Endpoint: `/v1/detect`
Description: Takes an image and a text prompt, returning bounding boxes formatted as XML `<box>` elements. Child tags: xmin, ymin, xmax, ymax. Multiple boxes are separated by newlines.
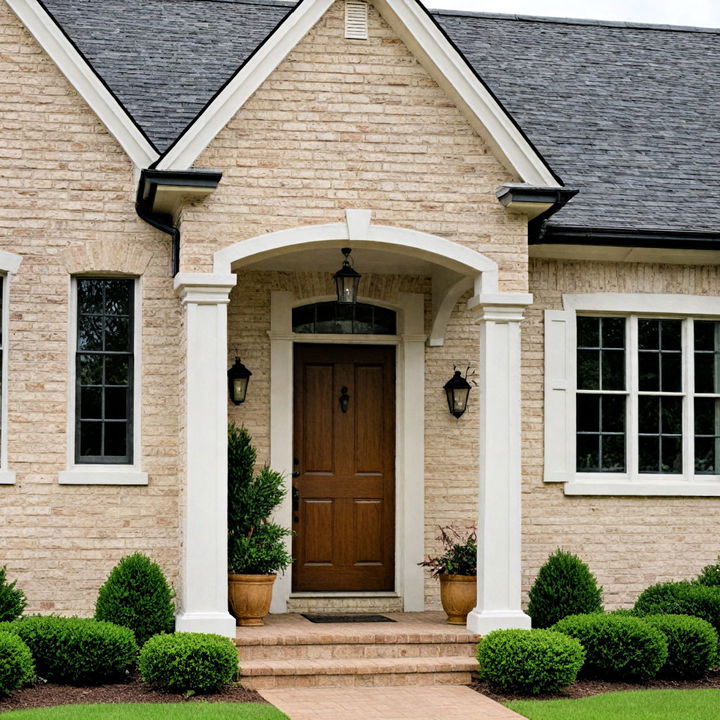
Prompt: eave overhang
<box><xmin>497</xmin><ymin>184</ymin><xmax>578</xmax><ymax>220</ymax></box>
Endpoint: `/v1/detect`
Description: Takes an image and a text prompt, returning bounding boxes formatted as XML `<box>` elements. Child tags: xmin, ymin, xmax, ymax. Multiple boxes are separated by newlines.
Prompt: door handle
<box><xmin>292</xmin><ymin>486</ymin><xmax>300</xmax><ymax>512</ymax></box>
<box><xmin>291</xmin><ymin>470</ymin><xmax>300</xmax><ymax>478</ymax></box>
<box><xmin>339</xmin><ymin>386</ymin><xmax>350</xmax><ymax>413</ymax></box>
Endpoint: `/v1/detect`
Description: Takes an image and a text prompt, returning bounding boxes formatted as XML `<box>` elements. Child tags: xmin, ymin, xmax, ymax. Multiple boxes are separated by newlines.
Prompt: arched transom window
<box><xmin>292</xmin><ymin>302</ymin><xmax>396</xmax><ymax>335</ymax></box>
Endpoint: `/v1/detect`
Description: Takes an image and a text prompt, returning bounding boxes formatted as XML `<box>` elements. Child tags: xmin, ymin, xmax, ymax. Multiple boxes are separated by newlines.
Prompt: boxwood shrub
<box><xmin>696</xmin><ymin>558</ymin><xmax>720</xmax><ymax>588</ymax></box>
<box><xmin>139</xmin><ymin>632</ymin><xmax>238</xmax><ymax>694</ymax></box>
<box><xmin>552</xmin><ymin>613</ymin><xmax>667</xmax><ymax>681</ymax></box>
<box><xmin>477</xmin><ymin>629</ymin><xmax>585</xmax><ymax>695</ymax></box>
<box><xmin>0</xmin><ymin>631</ymin><xmax>34</xmax><ymax>695</ymax></box>
<box><xmin>0</xmin><ymin>568</ymin><xmax>26</xmax><ymax>624</ymax></box>
<box><xmin>95</xmin><ymin>553</ymin><xmax>175</xmax><ymax>646</ymax></box>
<box><xmin>644</xmin><ymin>614</ymin><xmax>718</xmax><ymax>679</ymax></box>
<box><xmin>634</xmin><ymin>581</ymin><xmax>720</xmax><ymax>635</ymax></box>
<box><xmin>0</xmin><ymin>616</ymin><xmax>137</xmax><ymax>685</ymax></box>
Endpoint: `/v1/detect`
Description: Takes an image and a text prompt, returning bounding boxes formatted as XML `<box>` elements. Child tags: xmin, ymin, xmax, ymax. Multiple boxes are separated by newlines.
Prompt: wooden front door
<box><xmin>292</xmin><ymin>344</ymin><xmax>395</xmax><ymax>591</ymax></box>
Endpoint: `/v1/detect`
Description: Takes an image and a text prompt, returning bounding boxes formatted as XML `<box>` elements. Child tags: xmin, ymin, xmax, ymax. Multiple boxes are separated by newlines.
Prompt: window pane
<box><xmin>639</xmin><ymin>352</ymin><xmax>659</xmax><ymax>391</ymax></box>
<box><xmin>639</xmin><ymin>436</ymin><xmax>660</xmax><ymax>473</ymax></box>
<box><xmin>661</xmin><ymin>397</ymin><xmax>683</xmax><ymax>435</ymax></box>
<box><xmin>577</xmin><ymin>395</ymin><xmax>599</xmax><ymax>432</ymax></box>
<box><xmin>353</xmin><ymin>303</ymin><xmax>373</xmax><ymax>334</ymax></box>
<box><xmin>695</xmin><ymin>398</ymin><xmax>720</xmax><ymax>436</ymax></box>
<box><xmin>661</xmin><ymin>437</ymin><xmax>682</xmax><ymax>473</ymax></box>
<box><xmin>577</xmin><ymin>434</ymin><xmax>600</xmax><ymax>472</ymax></box>
<box><xmin>77</xmin><ymin>315</ymin><xmax>103</xmax><ymax>351</ymax></box>
<box><xmin>105</xmin><ymin>356</ymin><xmax>129</xmax><ymax>386</ymax></box>
<box><xmin>695</xmin><ymin>398</ymin><xmax>720</xmax><ymax>475</ymax></box>
<box><xmin>639</xmin><ymin>319</ymin><xmax>659</xmax><ymax>350</ymax></box>
<box><xmin>104</xmin><ymin>423</ymin><xmax>127</xmax><ymax>457</ymax></box>
<box><xmin>105</xmin><ymin>388</ymin><xmax>127</xmax><ymax>420</ymax></box>
<box><xmin>639</xmin><ymin>396</ymin><xmax>660</xmax><ymax>434</ymax></box>
<box><xmin>695</xmin><ymin>321</ymin><xmax>716</xmax><ymax>352</ymax></box>
<box><xmin>661</xmin><ymin>352</ymin><xmax>682</xmax><ymax>392</ymax></box>
<box><xmin>660</xmin><ymin>320</ymin><xmax>681</xmax><ymax>351</ymax></box>
<box><xmin>79</xmin><ymin>422</ymin><xmax>102</xmax><ymax>457</ymax></box>
<box><xmin>105</xmin><ymin>281</ymin><xmax>131</xmax><ymax>316</ymax></box>
<box><xmin>104</xmin><ymin>316</ymin><xmax>130</xmax><ymax>352</ymax></box>
<box><xmin>77</xmin><ymin>279</ymin><xmax>104</xmax><ymax>315</ymax></box>
<box><xmin>602</xmin><ymin>434</ymin><xmax>625</xmax><ymax>473</ymax></box>
<box><xmin>80</xmin><ymin>387</ymin><xmax>102</xmax><ymax>419</ymax></box>
<box><xmin>78</xmin><ymin>354</ymin><xmax>103</xmax><ymax>386</ymax></box>
<box><xmin>695</xmin><ymin>437</ymin><xmax>720</xmax><ymax>474</ymax></box>
<box><xmin>291</xmin><ymin>305</ymin><xmax>314</xmax><ymax>334</ymax></box>
<box><xmin>602</xmin><ymin>349</ymin><xmax>625</xmax><ymax>390</ymax></box>
<box><xmin>314</xmin><ymin>302</ymin><xmax>336</xmax><ymax>333</ymax></box>
<box><xmin>602</xmin><ymin>394</ymin><xmax>626</xmax><ymax>433</ymax></box>
<box><xmin>577</xmin><ymin>316</ymin><xmax>600</xmax><ymax>348</ymax></box>
<box><xmin>602</xmin><ymin>317</ymin><xmax>625</xmax><ymax>349</ymax></box>
<box><xmin>695</xmin><ymin>354</ymin><xmax>718</xmax><ymax>394</ymax></box>
<box><xmin>577</xmin><ymin>350</ymin><xmax>600</xmax><ymax>390</ymax></box>
<box><xmin>374</xmin><ymin>307</ymin><xmax>396</xmax><ymax>335</ymax></box>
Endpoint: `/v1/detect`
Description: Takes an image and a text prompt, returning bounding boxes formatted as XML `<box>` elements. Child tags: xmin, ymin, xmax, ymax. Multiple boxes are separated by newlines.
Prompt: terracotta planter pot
<box><xmin>439</xmin><ymin>574</ymin><xmax>477</xmax><ymax>625</ymax></box>
<box><xmin>228</xmin><ymin>573</ymin><xmax>277</xmax><ymax>627</ymax></box>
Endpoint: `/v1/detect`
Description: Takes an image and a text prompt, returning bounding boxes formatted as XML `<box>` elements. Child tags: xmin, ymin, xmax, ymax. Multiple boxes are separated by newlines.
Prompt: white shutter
<box><xmin>345</xmin><ymin>0</ymin><xmax>368</xmax><ymax>40</ymax></box>
<box><xmin>544</xmin><ymin>309</ymin><xmax>575</xmax><ymax>483</ymax></box>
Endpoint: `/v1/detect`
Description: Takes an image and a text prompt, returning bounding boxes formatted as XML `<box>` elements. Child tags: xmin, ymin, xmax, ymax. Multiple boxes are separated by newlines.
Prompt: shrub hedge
<box><xmin>644</xmin><ymin>614</ymin><xmax>718</xmax><ymax>679</ymax></box>
<box><xmin>552</xmin><ymin>613</ymin><xmax>667</xmax><ymax>681</ymax></box>
<box><xmin>95</xmin><ymin>553</ymin><xmax>175</xmax><ymax>647</ymax></box>
<box><xmin>0</xmin><ymin>631</ymin><xmax>34</xmax><ymax>695</ymax></box>
<box><xmin>0</xmin><ymin>567</ymin><xmax>26</xmax><ymax>623</ymax></box>
<box><xmin>697</xmin><ymin>558</ymin><xmax>720</xmax><ymax>588</ymax></box>
<box><xmin>527</xmin><ymin>550</ymin><xmax>603</xmax><ymax>628</ymax></box>
<box><xmin>139</xmin><ymin>632</ymin><xmax>239</xmax><ymax>694</ymax></box>
<box><xmin>477</xmin><ymin>629</ymin><xmax>585</xmax><ymax>695</ymax></box>
<box><xmin>0</xmin><ymin>616</ymin><xmax>137</xmax><ymax>685</ymax></box>
<box><xmin>634</xmin><ymin>581</ymin><xmax>720</xmax><ymax>635</ymax></box>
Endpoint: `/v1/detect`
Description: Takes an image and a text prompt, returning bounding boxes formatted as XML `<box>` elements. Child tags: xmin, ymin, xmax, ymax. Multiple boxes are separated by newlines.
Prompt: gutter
<box><xmin>497</xmin><ymin>184</ymin><xmax>578</xmax><ymax>222</ymax></box>
<box><xmin>135</xmin><ymin>168</ymin><xmax>223</xmax><ymax>276</ymax></box>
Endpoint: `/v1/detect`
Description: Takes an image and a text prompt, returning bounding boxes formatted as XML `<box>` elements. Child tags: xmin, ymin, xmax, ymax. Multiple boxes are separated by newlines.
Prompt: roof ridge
<box><xmin>158</xmin><ymin>0</ymin><xmax>295</xmax><ymax>7</ymax></box>
<box><xmin>428</xmin><ymin>7</ymin><xmax>720</xmax><ymax>35</ymax></box>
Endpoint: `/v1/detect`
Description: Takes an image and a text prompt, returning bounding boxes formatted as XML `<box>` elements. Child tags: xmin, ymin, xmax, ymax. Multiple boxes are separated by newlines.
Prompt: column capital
<box><xmin>174</xmin><ymin>273</ymin><xmax>237</xmax><ymax>305</ymax></box>
<box><xmin>468</xmin><ymin>292</ymin><xmax>533</xmax><ymax>322</ymax></box>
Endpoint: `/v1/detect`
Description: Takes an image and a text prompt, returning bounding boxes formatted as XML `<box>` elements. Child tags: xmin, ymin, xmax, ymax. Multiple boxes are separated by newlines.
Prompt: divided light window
<box><xmin>576</xmin><ymin>316</ymin><xmax>720</xmax><ymax>477</ymax></box>
<box><xmin>75</xmin><ymin>278</ymin><xmax>134</xmax><ymax>464</ymax></box>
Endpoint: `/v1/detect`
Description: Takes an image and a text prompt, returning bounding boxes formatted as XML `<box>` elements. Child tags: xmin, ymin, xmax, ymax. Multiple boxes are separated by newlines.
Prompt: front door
<box><xmin>292</xmin><ymin>344</ymin><xmax>395</xmax><ymax>591</ymax></box>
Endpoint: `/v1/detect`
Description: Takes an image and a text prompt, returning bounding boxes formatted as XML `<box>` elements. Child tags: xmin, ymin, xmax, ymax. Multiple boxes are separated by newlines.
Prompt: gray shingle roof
<box><xmin>39</xmin><ymin>0</ymin><xmax>720</xmax><ymax>234</ymax></box>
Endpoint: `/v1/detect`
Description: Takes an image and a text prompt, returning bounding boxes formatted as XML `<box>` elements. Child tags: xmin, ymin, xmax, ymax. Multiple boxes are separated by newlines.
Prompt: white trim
<box><xmin>268</xmin><ymin>290</ymin><xmax>426</xmax><ymax>613</ymax></box>
<box><xmin>63</xmin><ymin>277</ymin><xmax>143</xmax><ymax>485</ymax></box>
<box><xmin>156</xmin><ymin>0</ymin><xmax>558</xmax><ymax>185</ymax></box>
<box><xmin>545</xmin><ymin>292</ymin><xmax>720</xmax><ymax>496</ymax></box>
<box><xmin>0</xmin><ymin>471</ymin><xmax>16</xmax><ymax>485</ymax></box>
<box><xmin>5</xmin><ymin>0</ymin><xmax>158</xmax><ymax>168</ymax></box>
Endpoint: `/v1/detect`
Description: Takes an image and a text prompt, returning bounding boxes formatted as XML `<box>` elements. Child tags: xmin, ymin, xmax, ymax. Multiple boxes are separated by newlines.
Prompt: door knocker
<box><xmin>339</xmin><ymin>386</ymin><xmax>350</xmax><ymax>413</ymax></box>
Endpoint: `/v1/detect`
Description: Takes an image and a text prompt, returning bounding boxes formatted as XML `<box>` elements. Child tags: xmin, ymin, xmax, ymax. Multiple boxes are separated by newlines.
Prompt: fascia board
<box><xmin>6</xmin><ymin>0</ymin><xmax>159</xmax><ymax>168</ymax></box>
<box><xmin>156</xmin><ymin>0</ymin><xmax>336</xmax><ymax>171</ymax></box>
<box><xmin>373</xmin><ymin>0</ymin><xmax>559</xmax><ymax>187</ymax></box>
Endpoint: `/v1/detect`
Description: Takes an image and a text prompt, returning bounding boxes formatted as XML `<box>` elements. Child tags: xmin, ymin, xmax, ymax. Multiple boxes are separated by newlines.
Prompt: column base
<box><xmin>175</xmin><ymin>611</ymin><xmax>237</xmax><ymax>638</ymax></box>
<box><xmin>466</xmin><ymin>608</ymin><xmax>531</xmax><ymax>635</ymax></box>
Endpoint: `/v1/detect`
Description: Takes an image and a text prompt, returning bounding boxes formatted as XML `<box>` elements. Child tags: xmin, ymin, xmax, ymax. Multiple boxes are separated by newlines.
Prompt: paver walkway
<box><xmin>260</xmin><ymin>686</ymin><xmax>525</xmax><ymax>719</ymax></box>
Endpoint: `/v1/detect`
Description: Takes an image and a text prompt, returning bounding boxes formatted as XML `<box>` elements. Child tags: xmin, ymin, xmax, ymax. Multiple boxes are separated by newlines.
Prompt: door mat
<box><xmin>301</xmin><ymin>614</ymin><xmax>396</xmax><ymax>623</ymax></box>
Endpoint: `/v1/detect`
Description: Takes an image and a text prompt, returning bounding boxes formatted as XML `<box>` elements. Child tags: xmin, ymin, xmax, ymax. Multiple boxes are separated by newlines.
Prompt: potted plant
<box><xmin>420</xmin><ymin>526</ymin><xmax>477</xmax><ymax>625</ymax></box>
<box><xmin>227</xmin><ymin>422</ymin><xmax>292</xmax><ymax>626</ymax></box>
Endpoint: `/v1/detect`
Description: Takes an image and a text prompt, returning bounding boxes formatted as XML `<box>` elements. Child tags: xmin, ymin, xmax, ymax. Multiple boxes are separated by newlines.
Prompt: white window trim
<box><xmin>0</xmin><ymin>252</ymin><xmax>22</xmax><ymax>484</ymax></box>
<box><xmin>545</xmin><ymin>292</ymin><xmax>720</xmax><ymax>496</ymax></box>
<box><xmin>59</xmin><ymin>277</ymin><xmax>147</xmax><ymax>486</ymax></box>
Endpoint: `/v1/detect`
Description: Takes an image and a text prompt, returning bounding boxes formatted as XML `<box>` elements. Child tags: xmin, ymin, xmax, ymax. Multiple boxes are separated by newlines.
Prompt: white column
<box><xmin>466</xmin><ymin>293</ymin><xmax>533</xmax><ymax>634</ymax></box>
<box><xmin>174</xmin><ymin>273</ymin><xmax>237</xmax><ymax>638</ymax></box>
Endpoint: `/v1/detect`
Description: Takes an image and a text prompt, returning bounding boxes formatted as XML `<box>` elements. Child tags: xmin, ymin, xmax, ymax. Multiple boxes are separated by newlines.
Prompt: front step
<box><xmin>235</xmin><ymin>612</ymin><xmax>480</xmax><ymax>689</ymax></box>
<box><xmin>239</xmin><ymin>656</ymin><xmax>478</xmax><ymax>689</ymax></box>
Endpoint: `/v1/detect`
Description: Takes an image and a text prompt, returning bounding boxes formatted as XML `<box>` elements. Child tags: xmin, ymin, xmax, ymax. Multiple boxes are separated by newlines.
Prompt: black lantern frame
<box><xmin>333</xmin><ymin>247</ymin><xmax>361</xmax><ymax>304</ymax></box>
<box><xmin>444</xmin><ymin>369</ymin><xmax>472</xmax><ymax>419</ymax></box>
<box><xmin>227</xmin><ymin>357</ymin><xmax>252</xmax><ymax>405</ymax></box>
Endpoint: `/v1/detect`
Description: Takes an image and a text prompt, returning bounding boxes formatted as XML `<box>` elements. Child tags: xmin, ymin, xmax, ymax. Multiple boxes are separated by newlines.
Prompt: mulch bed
<box><xmin>0</xmin><ymin>677</ymin><xmax>266</xmax><ymax>712</ymax></box>
<box><xmin>470</xmin><ymin>668</ymin><xmax>720</xmax><ymax>702</ymax></box>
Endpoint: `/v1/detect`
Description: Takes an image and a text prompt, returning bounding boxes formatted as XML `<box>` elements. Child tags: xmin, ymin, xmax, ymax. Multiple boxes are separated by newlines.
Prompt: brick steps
<box><xmin>239</xmin><ymin>640</ymin><xmax>477</xmax><ymax>660</ymax></box>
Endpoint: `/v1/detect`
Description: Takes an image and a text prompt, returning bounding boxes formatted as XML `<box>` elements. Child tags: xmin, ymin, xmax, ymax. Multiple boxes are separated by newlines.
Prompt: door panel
<box><xmin>293</xmin><ymin>344</ymin><xmax>395</xmax><ymax>592</ymax></box>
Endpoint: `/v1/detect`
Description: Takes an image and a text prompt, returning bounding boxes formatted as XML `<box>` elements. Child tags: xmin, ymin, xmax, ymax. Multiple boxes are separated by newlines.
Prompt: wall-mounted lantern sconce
<box><xmin>228</xmin><ymin>357</ymin><xmax>252</xmax><ymax>405</ymax></box>
<box><xmin>333</xmin><ymin>247</ymin><xmax>361</xmax><ymax>304</ymax></box>
<box><xmin>444</xmin><ymin>368</ymin><xmax>472</xmax><ymax>419</ymax></box>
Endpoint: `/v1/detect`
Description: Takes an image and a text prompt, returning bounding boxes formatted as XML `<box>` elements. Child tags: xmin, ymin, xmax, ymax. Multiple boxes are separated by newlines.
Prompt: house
<box><xmin>1</xmin><ymin>0</ymin><xmax>719</xmax><ymax>639</ymax></box>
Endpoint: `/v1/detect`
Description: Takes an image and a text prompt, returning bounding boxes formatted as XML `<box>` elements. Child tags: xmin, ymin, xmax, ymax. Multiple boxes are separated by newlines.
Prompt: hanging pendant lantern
<box><xmin>227</xmin><ymin>357</ymin><xmax>252</xmax><ymax>405</ymax></box>
<box><xmin>444</xmin><ymin>370</ymin><xmax>472</xmax><ymax>419</ymax></box>
<box><xmin>333</xmin><ymin>247</ymin><xmax>361</xmax><ymax>304</ymax></box>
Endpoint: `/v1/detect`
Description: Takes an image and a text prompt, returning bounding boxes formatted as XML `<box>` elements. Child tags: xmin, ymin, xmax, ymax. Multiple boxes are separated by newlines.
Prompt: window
<box><xmin>544</xmin><ymin>294</ymin><xmax>720</xmax><ymax>496</ymax></box>
<box><xmin>75</xmin><ymin>278</ymin><xmax>134</xmax><ymax>464</ymax></box>
<box><xmin>292</xmin><ymin>301</ymin><xmax>396</xmax><ymax>335</ymax></box>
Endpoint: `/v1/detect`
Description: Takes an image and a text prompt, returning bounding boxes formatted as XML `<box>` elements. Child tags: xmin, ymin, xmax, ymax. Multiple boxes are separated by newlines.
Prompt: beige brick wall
<box><xmin>524</xmin><ymin>259</ymin><xmax>720</xmax><ymax>609</ymax></box>
<box><xmin>0</xmin><ymin>3</ymin><xmax>181</xmax><ymax>615</ymax></box>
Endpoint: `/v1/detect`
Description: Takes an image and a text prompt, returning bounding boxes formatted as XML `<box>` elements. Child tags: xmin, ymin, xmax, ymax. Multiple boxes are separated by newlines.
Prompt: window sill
<box><xmin>58</xmin><ymin>468</ymin><xmax>148</xmax><ymax>486</ymax></box>
<box><xmin>564</xmin><ymin>478</ymin><xmax>720</xmax><ymax>497</ymax></box>
<box><xmin>0</xmin><ymin>470</ymin><xmax>16</xmax><ymax>485</ymax></box>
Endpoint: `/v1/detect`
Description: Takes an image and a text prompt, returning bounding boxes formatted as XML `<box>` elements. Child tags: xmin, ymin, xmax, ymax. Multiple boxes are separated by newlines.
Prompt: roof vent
<box><xmin>345</xmin><ymin>0</ymin><xmax>369</xmax><ymax>40</ymax></box>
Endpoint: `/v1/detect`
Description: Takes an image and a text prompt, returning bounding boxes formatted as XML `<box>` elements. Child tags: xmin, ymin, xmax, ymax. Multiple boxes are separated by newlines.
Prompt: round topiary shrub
<box><xmin>477</xmin><ymin>629</ymin><xmax>584</xmax><ymax>695</ymax></box>
<box><xmin>528</xmin><ymin>550</ymin><xmax>604</xmax><ymax>628</ymax></box>
<box><xmin>139</xmin><ymin>632</ymin><xmax>239</xmax><ymax>694</ymax></box>
<box><xmin>552</xmin><ymin>613</ymin><xmax>668</xmax><ymax>681</ymax></box>
<box><xmin>697</xmin><ymin>558</ymin><xmax>720</xmax><ymax>588</ymax></box>
<box><xmin>95</xmin><ymin>553</ymin><xmax>175</xmax><ymax>646</ymax></box>
<box><xmin>0</xmin><ymin>567</ymin><xmax>26</xmax><ymax>623</ymax></box>
<box><xmin>0</xmin><ymin>616</ymin><xmax>137</xmax><ymax>685</ymax></box>
<box><xmin>644</xmin><ymin>614</ymin><xmax>718</xmax><ymax>679</ymax></box>
<box><xmin>0</xmin><ymin>631</ymin><xmax>34</xmax><ymax>695</ymax></box>
<box><xmin>634</xmin><ymin>581</ymin><xmax>720</xmax><ymax>635</ymax></box>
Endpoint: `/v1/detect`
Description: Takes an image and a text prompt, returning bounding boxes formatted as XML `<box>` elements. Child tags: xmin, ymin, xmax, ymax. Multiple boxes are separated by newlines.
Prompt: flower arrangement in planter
<box><xmin>419</xmin><ymin>525</ymin><xmax>477</xmax><ymax>624</ymax></box>
<box><xmin>227</xmin><ymin>423</ymin><xmax>292</xmax><ymax>626</ymax></box>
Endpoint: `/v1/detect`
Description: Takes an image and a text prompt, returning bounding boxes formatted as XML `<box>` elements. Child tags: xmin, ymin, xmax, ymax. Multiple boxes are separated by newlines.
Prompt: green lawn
<box><xmin>0</xmin><ymin>703</ymin><xmax>288</xmax><ymax>719</ymax></box>
<box><xmin>507</xmin><ymin>689</ymin><xmax>720</xmax><ymax>720</ymax></box>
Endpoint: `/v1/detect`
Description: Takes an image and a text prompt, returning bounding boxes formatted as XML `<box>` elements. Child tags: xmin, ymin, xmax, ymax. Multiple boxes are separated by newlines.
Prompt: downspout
<box><xmin>528</xmin><ymin>188</ymin><xmax>579</xmax><ymax>243</ymax></box>
<box><xmin>135</xmin><ymin>170</ymin><xmax>181</xmax><ymax>276</ymax></box>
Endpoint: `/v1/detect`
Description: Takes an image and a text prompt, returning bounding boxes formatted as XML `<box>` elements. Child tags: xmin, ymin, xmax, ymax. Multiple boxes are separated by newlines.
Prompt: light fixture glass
<box><xmin>227</xmin><ymin>357</ymin><xmax>252</xmax><ymax>405</ymax></box>
<box><xmin>333</xmin><ymin>247</ymin><xmax>361</xmax><ymax>304</ymax></box>
<box><xmin>444</xmin><ymin>370</ymin><xmax>472</xmax><ymax>419</ymax></box>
